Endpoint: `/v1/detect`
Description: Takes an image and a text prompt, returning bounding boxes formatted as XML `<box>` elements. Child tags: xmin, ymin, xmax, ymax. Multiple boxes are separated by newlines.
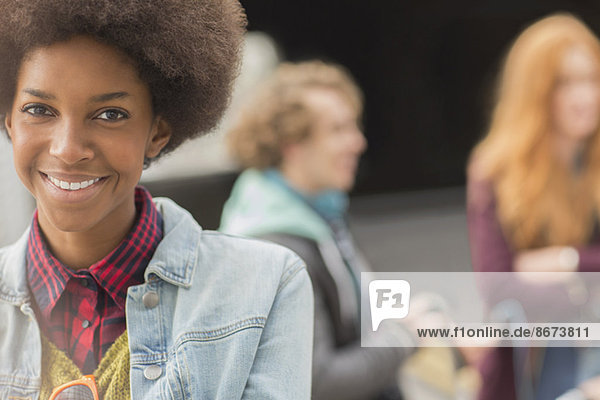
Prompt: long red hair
<box><xmin>471</xmin><ymin>13</ymin><xmax>600</xmax><ymax>250</ymax></box>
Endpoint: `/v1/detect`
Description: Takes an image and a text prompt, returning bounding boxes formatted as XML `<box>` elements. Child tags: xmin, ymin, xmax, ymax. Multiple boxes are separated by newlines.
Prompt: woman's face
<box><xmin>286</xmin><ymin>88</ymin><xmax>366</xmax><ymax>193</ymax></box>
<box><xmin>5</xmin><ymin>35</ymin><xmax>170</xmax><ymax>236</ymax></box>
<box><xmin>551</xmin><ymin>45</ymin><xmax>600</xmax><ymax>142</ymax></box>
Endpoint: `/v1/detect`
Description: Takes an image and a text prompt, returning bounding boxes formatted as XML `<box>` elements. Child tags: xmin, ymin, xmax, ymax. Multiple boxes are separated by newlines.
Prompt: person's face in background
<box><xmin>282</xmin><ymin>87</ymin><xmax>367</xmax><ymax>193</ymax></box>
<box><xmin>551</xmin><ymin>45</ymin><xmax>600</xmax><ymax>143</ymax></box>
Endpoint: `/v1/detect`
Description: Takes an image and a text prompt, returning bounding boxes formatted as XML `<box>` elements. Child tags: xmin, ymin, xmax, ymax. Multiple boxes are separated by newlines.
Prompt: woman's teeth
<box><xmin>47</xmin><ymin>175</ymin><xmax>101</xmax><ymax>191</ymax></box>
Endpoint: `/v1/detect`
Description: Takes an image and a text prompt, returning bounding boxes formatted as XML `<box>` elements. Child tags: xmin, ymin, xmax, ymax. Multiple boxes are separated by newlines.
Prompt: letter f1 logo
<box><xmin>369</xmin><ymin>280</ymin><xmax>410</xmax><ymax>331</ymax></box>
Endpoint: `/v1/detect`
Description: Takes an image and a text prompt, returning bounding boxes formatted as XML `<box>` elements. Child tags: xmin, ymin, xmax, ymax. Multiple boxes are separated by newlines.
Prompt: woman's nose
<box><xmin>48</xmin><ymin>120</ymin><xmax>94</xmax><ymax>164</ymax></box>
<box><xmin>353</xmin><ymin>128</ymin><xmax>367</xmax><ymax>154</ymax></box>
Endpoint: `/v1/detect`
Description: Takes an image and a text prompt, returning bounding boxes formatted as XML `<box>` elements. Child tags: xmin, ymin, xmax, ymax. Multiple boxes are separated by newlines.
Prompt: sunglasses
<box><xmin>49</xmin><ymin>375</ymin><xmax>99</xmax><ymax>400</ymax></box>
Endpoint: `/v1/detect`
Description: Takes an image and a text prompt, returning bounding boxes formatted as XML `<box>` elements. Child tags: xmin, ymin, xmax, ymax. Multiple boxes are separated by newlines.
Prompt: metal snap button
<box><xmin>81</xmin><ymin>320</ymin><xmax>91</xmax><ymax>329</ymax></box>
<box><xmin>144</xmin><ymin>364</ymin><xmax>162</xmax><ymax>380</ymax></box>
<box><xmin>142</xmin><ymin>291</ymin><xmax>159</xmax><ymax>309</ymax></box>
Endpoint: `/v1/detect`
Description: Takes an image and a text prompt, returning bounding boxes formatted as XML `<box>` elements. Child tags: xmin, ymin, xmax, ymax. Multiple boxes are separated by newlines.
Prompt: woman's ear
<box><xmin>4</xmin><ymin>113</ymin><xmax>13</xmax><ymax>140</ymax></box>
<box><xmin>145</xmin><ymin>117</ymin><xmax>172</xmax><ymax>159</ymax></box>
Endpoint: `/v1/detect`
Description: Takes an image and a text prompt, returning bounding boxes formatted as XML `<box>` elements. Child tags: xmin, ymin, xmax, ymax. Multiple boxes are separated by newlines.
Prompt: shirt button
<box><xmin>81</xmin><ymin>278</ymin><xmax>89</xmax><ymax>287</ymax></box>
<box><xmin>142</xmin><ymin>291</ymin><xmax>159</xmax><ymax>309</ymax></box>
<box><xmin>82</xmin><ymin>320</ymin><xmax>91</xmax><ymax>328</ymax></box>
<box><xmin>144</xmin><ymin>364</ymin><xmax>162</xmax><ymax>380</ymax></box>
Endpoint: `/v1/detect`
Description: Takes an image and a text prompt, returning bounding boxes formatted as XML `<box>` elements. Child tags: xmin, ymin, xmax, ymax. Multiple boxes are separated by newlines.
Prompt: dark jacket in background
<box><xmin>220</xmin><ymin>169</ymin><xmax>413</xmax><ymax>400</ymax></box>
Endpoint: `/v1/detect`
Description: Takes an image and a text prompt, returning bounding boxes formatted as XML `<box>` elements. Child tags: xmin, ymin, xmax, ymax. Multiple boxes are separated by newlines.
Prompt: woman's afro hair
<box><xmin>0</xmin><ymin>0</ymin><xmax>247</xmax><ymax>161</ymax></box>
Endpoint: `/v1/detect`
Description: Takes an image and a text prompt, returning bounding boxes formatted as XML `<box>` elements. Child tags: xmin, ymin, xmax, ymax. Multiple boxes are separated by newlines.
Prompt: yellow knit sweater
<box><xmin>39</xmin><ymin>331</ymin><xmax>130</xmax><ymax>400</ymax></box>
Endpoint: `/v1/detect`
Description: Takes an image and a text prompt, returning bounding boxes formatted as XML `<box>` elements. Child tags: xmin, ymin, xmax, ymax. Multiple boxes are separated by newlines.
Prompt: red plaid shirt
<box><xmin>27</xmin><ymin>186</ymin><xmax>163</xmax><ymax>374</ymax></box>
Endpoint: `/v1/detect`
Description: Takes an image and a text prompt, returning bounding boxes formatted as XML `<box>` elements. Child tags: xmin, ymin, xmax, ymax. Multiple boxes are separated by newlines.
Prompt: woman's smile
<box><xmin>45</xmin><ymin>174</ymin><xmax>102</xmax><ymax>191</ymax></box>
<box><xmin>39</xmin><ymin>171</ymin><xmax>109</xmax><ymax>204</ymax></box>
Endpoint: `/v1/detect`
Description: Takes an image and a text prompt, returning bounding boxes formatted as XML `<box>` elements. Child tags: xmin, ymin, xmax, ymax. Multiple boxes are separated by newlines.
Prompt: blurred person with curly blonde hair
<box><xmin>221</xmin><ymin>60</ymin><xmax>416</xmax><ymax>400</ymax></box>
<box><xmin>468</xmin><ymin>13</ymin><xmax>600</xmax><ymax>400</ymax></box>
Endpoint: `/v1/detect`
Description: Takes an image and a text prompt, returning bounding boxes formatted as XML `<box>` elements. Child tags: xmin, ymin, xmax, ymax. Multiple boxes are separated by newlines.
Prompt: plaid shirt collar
<box><xmin>27</xmin><ymin>186</ymin><xmax>163</xmax><ymax>320</ymax></box>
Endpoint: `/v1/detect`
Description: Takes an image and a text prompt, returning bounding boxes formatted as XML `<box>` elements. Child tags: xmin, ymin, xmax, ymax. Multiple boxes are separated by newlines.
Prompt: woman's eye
<box><xmin>22</xmin><ymin>104</ymin><xmax>53</xmax><ymax>116</ymax></box>
<box><xmin>95</xmin><ymin>109</ymin><xmax>129</xmax><ymax>121</ymax></box>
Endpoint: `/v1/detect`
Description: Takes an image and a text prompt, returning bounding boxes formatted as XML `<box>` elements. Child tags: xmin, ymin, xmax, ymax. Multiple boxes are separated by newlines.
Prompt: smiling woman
<box><xmin>0</xmin><ymin>1</ymin><xmax>314</xmax><ymax>399</ymax></box>
<box><xmin>7</xmin><ymin>37</ymin><xmax>167</xmax><ymax>268</ymax></box>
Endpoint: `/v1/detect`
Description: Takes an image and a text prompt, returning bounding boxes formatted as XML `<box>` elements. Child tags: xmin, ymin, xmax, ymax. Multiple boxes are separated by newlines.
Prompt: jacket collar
<box><xmin>0</xmin><ymin>229</ymin><xmax>30</xmax><ymax>305</ymax></box>
<box><xmin>0</xmin><ymin>197</ymin><xmax>201</xmax><ymax>304</ymax></box>
<box><xmin>220</xmin><ymin>169</ymin><xmax>333</xmax><ymax>242</ymax></box>
<box><xmin>144</xmin><ymin>197</ymin><xmax>200</xmax><ymax>288</ymax></box>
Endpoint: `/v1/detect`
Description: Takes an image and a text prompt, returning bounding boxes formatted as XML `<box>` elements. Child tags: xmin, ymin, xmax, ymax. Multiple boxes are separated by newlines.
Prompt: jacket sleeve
<box><xmin>577</xmin><ymin>243</ymin><xmax>600</xmax><ymax>271</ymax></box>
<box><xmin>260</xmin><ymin>234</ymin><xmax>411</xmax><ymax>400</ymax></box>
<box><xmin>466</xmin><ymin>176</ymin><xmax>514</xmax><ymax>272</ymax></box>
<box><xmin>242</xmin><ymin>258</ymin><xmax>314</xmax><ymax>400</ymax></box>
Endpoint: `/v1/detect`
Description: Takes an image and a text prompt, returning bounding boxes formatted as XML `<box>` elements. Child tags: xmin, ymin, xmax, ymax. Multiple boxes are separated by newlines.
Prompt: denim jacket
<box><xmin>0</xmin><ymin>197</ymin><xmax>314</xmax><ymax>399</ymax></box>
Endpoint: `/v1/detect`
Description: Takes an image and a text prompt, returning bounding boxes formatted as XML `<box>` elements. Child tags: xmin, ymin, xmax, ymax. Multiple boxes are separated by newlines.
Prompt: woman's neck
<box><xmin>279</xmin><ymin>165</ymin><xmax>319</xmax><ymax>196</ymax></box>
<box><xmin>37</xmin><ymin>203</ymin><xmax>136</xmax><ymax>270</ymax></box>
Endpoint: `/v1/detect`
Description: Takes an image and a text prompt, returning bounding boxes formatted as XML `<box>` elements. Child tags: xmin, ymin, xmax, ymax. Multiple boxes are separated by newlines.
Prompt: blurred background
<box><xmin>2</xmin><ymin>0</ymin><xmax>600</xmax><ymax>272</ymax></box>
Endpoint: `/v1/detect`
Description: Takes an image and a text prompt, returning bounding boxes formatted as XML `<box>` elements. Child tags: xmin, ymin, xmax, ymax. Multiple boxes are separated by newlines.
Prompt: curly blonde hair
<box><xmin>227</xmin><ymin>60</ymin><xmax>363</xmax><ymax>168</ymax></box>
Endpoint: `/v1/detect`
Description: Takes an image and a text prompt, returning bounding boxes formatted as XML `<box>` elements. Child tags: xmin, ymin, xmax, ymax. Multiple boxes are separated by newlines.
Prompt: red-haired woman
<box><xmin>467</xmin><ymin>13</ymin><xmax>600</xmax><ymax>400</ymax></box>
